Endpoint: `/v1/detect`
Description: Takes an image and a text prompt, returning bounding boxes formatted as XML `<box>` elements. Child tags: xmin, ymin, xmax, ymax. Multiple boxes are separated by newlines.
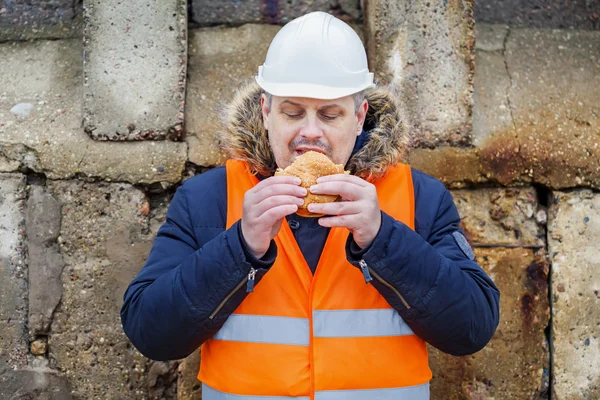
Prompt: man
<box><xmin>121</xmin><ymin>11</ymin><xmax>499</xmax><ymax>399</ymax></box>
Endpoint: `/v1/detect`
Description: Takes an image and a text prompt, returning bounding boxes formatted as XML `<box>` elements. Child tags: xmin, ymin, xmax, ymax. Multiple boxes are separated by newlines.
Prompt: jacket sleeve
<box><xmin>120</xmin><ymin>182</ymin><xmax>275</xmax><ymax>361</ymax></box>
<box><xmin>346</xmin><ymin>187</ymin><xmax>500</xmax><ymax>356</ymax></box>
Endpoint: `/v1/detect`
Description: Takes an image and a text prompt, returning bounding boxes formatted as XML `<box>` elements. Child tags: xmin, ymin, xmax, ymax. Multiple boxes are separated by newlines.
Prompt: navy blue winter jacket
<box><xmin>120</xmin><ymin>83</ymin><xmax>500</xmax><ymax>362</ymax></box>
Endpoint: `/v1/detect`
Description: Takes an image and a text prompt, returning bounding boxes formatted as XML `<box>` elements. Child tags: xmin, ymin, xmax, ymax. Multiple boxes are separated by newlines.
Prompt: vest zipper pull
<box><xmin>246</xmin><ymin>268</ymin><xmax>257</xmax><ymax>292</ymax></box>
<box><xmin>359</xmin><ymin>259</ymin><xmax>373</xmax><ymax>283</ymax></box>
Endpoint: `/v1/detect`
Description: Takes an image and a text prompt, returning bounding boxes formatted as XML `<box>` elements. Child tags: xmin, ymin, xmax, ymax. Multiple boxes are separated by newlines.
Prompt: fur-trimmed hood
<box><xmin>218</xmin><ymin>82</ymin><xmax>411</xmax><ymax>180</ymax></box>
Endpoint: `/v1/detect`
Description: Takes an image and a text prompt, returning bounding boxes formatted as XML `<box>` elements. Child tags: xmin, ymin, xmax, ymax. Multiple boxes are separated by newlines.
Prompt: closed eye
<box><xmin>320</xmin><ymin>113</ymin><xmax>339</xmax><ymax>121</ymax></box>
<box><xmin>282</xmin><ymin>111</ymin><xmax>304</xmax><ymax>119</ymax></box>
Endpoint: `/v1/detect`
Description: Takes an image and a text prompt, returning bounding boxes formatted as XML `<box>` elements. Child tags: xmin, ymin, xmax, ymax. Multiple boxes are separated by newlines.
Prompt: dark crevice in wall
<box><xmin>26</xmin><ymin>172</ymin><xmax>47</xmax><ymax>187</ymax></box>
<box><xmin>534</xmin><ymin>183</ymin><xmax>551</xmax><ymax>208</ymax></box>
<box><xmin>534</xmin><ymin>182</ymin><xmax>552</xmax><ymax>399</ymax></box>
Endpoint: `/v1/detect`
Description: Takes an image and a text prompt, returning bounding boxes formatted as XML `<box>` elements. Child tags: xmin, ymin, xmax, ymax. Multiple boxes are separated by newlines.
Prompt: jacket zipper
<box><xmin>359</xmin><ymin>259</ymin><xmax>411</xmax><ymax>310</ymax></box>
<box><xmin>208</xmin><ymin>267</ymin><xmax>256</xmax><ymax>320</ymax></box>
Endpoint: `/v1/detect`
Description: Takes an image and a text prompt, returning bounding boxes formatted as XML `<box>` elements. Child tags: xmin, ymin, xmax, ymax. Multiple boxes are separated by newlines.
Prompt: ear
<box><xmin>261</xmin><ymin>94</ymin><xmax>270</xmax><ymax>131</ymax></box>
<box><xmin>356</xmin><ymin>99</ymin><xmax>369</xmax><ymax>136</ymax></box>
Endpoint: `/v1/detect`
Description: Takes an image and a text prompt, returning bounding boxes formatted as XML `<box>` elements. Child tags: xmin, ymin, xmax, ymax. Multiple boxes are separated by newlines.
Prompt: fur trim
<box><xmin>218</xmin><ymin>82</ymin><xmax>410</xmax><ymax>180</ymax></box>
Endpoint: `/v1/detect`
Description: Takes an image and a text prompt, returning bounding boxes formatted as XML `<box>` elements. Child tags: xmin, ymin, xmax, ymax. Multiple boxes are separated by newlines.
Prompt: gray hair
<box><xmin>264</xmin><ymin>90</ymin><xmax>366</xmax><ymax>114</ymax></box>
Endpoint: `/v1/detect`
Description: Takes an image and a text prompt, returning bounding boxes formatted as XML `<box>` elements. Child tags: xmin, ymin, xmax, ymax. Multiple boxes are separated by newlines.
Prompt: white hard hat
<box><xmin>256</xmin><ymin>11</ymin><xmax>375</xmax><ymax>100</ymax></box>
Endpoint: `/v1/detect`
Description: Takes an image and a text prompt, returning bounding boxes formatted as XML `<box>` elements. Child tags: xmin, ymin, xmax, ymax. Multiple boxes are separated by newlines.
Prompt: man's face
<box><xmin>261</xmin><ymin>94</ymin><xmax>368</xmax><ymax>169</ymax></box>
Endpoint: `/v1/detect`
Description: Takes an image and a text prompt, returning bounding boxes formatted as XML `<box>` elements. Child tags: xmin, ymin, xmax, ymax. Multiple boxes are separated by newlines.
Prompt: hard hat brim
<box><xmin>255</xmin><ymin>77</ymin><xmax>375</xmax><ymax>100</ymax></box>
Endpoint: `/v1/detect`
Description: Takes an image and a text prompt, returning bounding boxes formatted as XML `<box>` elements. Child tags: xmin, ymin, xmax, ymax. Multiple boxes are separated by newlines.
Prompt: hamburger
<box><xmin>274</xmin><ymin>151</ymin><xmax>347</xmax><ymax>217</ymax></box>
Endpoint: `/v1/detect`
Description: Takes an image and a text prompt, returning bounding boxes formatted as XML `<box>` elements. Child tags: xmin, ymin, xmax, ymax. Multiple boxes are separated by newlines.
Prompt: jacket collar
<box><xmin>218</xmin><ymin>82</ymin><xmax>411</xmax><ymax>180</ymax></box>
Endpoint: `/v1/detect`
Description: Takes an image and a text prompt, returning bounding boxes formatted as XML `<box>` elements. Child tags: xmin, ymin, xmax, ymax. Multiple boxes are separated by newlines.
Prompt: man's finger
<box><xmin>253</xmin><ymin>183</ymin><xmax>307</xmax><ymax>202</ymax></box>
<box><xmin>316</xmin><ymin>173</ymin><xmax>369</xmax><ymax>187</ymax></box>
<box><xmin>259</xmin><ymin>204</ymin><xmax>299</xmax><ymax>225</ymax></box>
<box><xmin>255</xmin><ymin>195</ymin><xmax>305</xmax><ymax>216</ymax></box>
<box><xmin>253</xmin><ymin>175</ymin><xmax>302</xmax><ymax>191</ymax></box>
<box><xmin>307</xmin><ymin>201</ymin><xmax>360</xmax><ymax>216</ymax></box>
<box><xmin>317</xmin><ymin>214</ymin><xmax>356</xmax><ymax>229</ymax></box>
<box><xmin>309</xmin><ymin>181</ymin><xmax>365</xmax><ymax>201</ymax></box>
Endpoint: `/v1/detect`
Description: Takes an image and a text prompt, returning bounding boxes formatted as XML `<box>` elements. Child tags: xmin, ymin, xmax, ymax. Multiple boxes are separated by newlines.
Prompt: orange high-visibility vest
<box><xmin>199</xmin><ymin>160</ymin><xmax>431</xmax><ymax>400</ymax></box>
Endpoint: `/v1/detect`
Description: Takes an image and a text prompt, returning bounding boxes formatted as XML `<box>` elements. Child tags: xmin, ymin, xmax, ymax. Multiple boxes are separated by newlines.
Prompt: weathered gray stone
<box><xmin>46</xmin><ymin>180</ymin><xmax>171</xmax><ymax>398</ymax></box>
<box><xmin>477</xmin><ymin>26</ymin><xmax>600</xmax><ymax>188</ymax></box>
<box><xmin>0</xmin><ymin>365</ymin><xmax>73</xmax><ymax>400</ymax></box>
<box><xmin>186</xmin><ymin>25</ymin><xmax>279</xmax><ymax>167</ymax></box>
<box><xmin>190</xmin><ymin>0</ymin><xmax>360</xmax><ymax>25</ymax></box>
<box><xmin>0</xmin><ymin>0</ymin><xmax>82</xmax><ymax>42</ymax></box>
<box><xmin>548</xmin><ymin>190</ymin><xmax>600</xmax><ymax>399</ymax></box>
<box><xmin>472</xmin><ymin>28</ymin><xmax>513</xmax><ymax>147</ymax></box>
<box><xmin>408</xmin><ymin>147</ymin><xmax>485</xmax><ymax>189</ymax></box>
<box><xmin>177</xmin><ymin>350</ymin><xmax>201</xmax><ymax>400</ymax></box>
<box><xmin>474</xmin><ymin>23</ymin><xmax>508</xmax><ymax>52</ymax></box>
<box><xmin>0</xmin><ymin>14</ymin><xmax>82</xmax><ymax>43</ymax></box>
<box><xmin>430</xmin><ymin>247</ymin><xmax>550</xmax><ymax>399</ymax></box>
<box><xmin>26</xmin><ymin>185</ymin><xmax>65</xmax><ymax>336</ymax></box>
<box><xmin>364</xmin><ymin>0</ymin><xmax>475</xmax><ymax>147</ymax></box>
<box><xmin>0</xmin><ymin>39</ymin><xmax>187</xmax><ymax>184</ymax></box>
<box><xmin>475</xmin><ymin>0</ymin><xmax>600</xmax><ymax>30</ymax></box>
<box><xmin>451</xmin><ymin>187</ymin><xmax>544</xmax><ymax>247</ymax></box>
<box><xmin>83</xmin><ymin>0</ymin><xmax>187</xmax><ymax>141</ymax></box>
<box><xmin>409</xmin><ymin>25</ymin><xmax>600</xmax><ymax>190</ymax></box>
<box><xmin>0</xmin><ymin>0</ymin><xmax>75</xmax><ymax>26</ymax></box>
<box><xmin>0</xmin><ymin>173</ymin><xmax>28</xmax><ymax>370</ymax></box>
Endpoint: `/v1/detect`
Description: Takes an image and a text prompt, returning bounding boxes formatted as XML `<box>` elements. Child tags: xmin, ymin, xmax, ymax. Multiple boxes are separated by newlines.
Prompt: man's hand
<box><xmin>241</xmin><ymin>176</ymin><xmax>307</xmax><ymax>259</ymax></box>
<box><xmin>307</xmin><ymin>174</ymin><xmax>381</xmax><ymax>249</ymax></box>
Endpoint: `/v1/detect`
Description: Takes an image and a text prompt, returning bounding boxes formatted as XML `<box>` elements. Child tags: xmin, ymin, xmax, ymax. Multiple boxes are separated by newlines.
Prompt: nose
<box><xmin>299</xmin><ymin>116</ymin><xmax>324</xmax><ymax>140</ymax></box>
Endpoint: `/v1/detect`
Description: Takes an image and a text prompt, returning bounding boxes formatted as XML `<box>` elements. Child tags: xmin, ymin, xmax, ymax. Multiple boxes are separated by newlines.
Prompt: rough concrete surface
<box><xmin>410</xmin><ymin>24</ymin><xmax>600</xmax><ymax>190</ymax></box>
<box><xmin>478</xmin><ymin>26</ymin><xmax>600</xmax><ymax>188</ymax></box>
<box><xmin>430</xmin><ymin>247</ymin><xmax>550</xmax><ymax>399</ymax></box>
<box><xmin>0</xmin><ymin>173</ymin><xmax>28</xmax><ymax>370</ymax></box>
<box><xmin>0</xmin><ymin>39</ymin><xmax>187</xmax><ymax>184</ymax></box>
<box><xmin>186</xmin><ymin>25</ymin><xmax>279</xmax><ymax>167</ymax></box>
<box><xmin>451</xmin><ymin>187</ymin><xmax>544</xmax><ymax>247</ymax></box>
<box><xmin>83</xmin><ymin>0</ymin><xmax>187</xmax><ymax>141</ymax></box>
<box><xmin>475</xmin><ymin>0</ymin><xmax>600</xmax><ymax>30</ymax></box>
<box><xmin>364</xmin><ymin>0</ymin><xmax>475</xmax><ymax>147</ymax></box>
<box><xmin>0</xmin><ymin>360</ymin><xmax>73</xmax><ymax>400</ymax></box>
<box><xmin>408</xmin><ymin>147</ymin><xmax>485</xmax><ymax>188</ymax></box>
<box><xmin>548</xmin><ymin>190</ymin><xmax>600</xmax><ymax>399</ymax></box>
<box><xmin>26</xmin><ymin>184</ymin><xmax>65</xmax><ymax>336</ymax></box>
<box><xmin>45</xmin><ymin>180</ymin><xmax>176</xmax><ymax>398</ymax></box>
<box><xmin>177</xmin><ymin>350</ymin><xmax>201</xmax><ymax>400</ymax></box>
<box><xmin>190</xmin><ymin>0</ymin><xmax>360</xmax><ymax>25</ymax></box>
<box><xmin>0</xmin><ymin>0</ymin><xmax>81</xmax><ymax>42</ymax></box>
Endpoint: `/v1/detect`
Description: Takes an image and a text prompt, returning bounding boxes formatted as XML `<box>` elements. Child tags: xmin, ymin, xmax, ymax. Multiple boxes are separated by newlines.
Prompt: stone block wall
<box><xmin>1</xmin><ymin>1</ymin><xmax>599</xmax><ymax>398</ymax></box>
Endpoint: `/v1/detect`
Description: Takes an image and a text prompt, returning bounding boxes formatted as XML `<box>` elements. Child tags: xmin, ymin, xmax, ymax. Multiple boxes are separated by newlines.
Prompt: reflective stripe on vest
<box><xmin>203</xmin><ymin>382</ymin><xmax>430</xmax><ymax>400</ymax></box>
<box><xmin>212</xmin><ymin>309</ymin><xmax>415</xmax><ymax>345</ymax></box>
<box><xmin>199</xmin><ymin>160</ymin><xmax>431</xmax><ymax>399</ymax></box>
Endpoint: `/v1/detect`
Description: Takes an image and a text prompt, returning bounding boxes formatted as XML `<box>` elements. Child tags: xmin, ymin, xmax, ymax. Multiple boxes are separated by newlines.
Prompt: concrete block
<box><xmin>0</xmin><ymin>173</ymin><xmax>28</xmax><ymax>370</ymax></box>
<box><xmin>177</xmin><ymin>350</ymin><xmax>202</xmax><ymax>400</ymax></box>
<box><xmin>0</xmin><ymin>0</ymin><xmax>82</xmax><ymax>41</ymax></box>
<box><xmin>83</xmin><ymin>0</ymin><xmax>187</xmax><ymax>140</ymax></box>
<box><xmin>0</xmin><ymin>365</ymin><xmax>72</xmax><ymax>400</ymax></box>
<box><xmin>411</xmin><ymin>25</ymin><xmax>600</xmax><ymax>190</ymax></box>
<box><xmin>186</xmin><ymin>25</ymin><xmax>279</xmax><ymax>167</ymax></box>
<box><xmin>190</xmin><ymin>0</ymin><xmax>360</xmax><ymax>25</ymax></box>
<box><xmin>476</xmin><ymin>25</ymin><xmax>600</xmax><ymax>189</ymax></box>
<box><xmin>46</xmin><ymin>180</ymin><xmax>171</xmax><ymax>398</ymax></box>
<box><xmin>549</xmin><ymin>190</ymin><xmax>600</xmax><ymax>399</ymax></box>
<box><xmin>364</xmin><ymin>0</ymin><xmax>475</xmax><ymax>147</ymax></box>
<box><xmin>451</xmin><ymin>187</ymin><xmax>544</xmax><ymax>247</ymax></box>
<box><xmin>430</xmin><ymin>247</ymin><xmax>550</xmax><ymax>398</ymax></box>
<box><xmin>475</xmin><ymin>0</ymin><xmax>600</xmax><ymax>30</ymax></box>
<box><xmin>0</xmin><ymin>40</ymin><xmax>187</xmax><ymax>184</ymax></box>
<box><xmin>26</xmin><ymin>185</ymin><xmax>65</xmax><ymax>336</ymax></box>
<box><xmin>408</xmin><ymin>147</ymin><xmax>484</xmax><ymax>189</ymax></box>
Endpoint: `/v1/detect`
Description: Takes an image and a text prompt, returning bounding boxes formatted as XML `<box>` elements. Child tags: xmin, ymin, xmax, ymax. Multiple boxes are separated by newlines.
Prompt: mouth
<box><xmin>294</xmin><ymin>148</ymin><xmax>327</xmax><ymax>157</ymax></box>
